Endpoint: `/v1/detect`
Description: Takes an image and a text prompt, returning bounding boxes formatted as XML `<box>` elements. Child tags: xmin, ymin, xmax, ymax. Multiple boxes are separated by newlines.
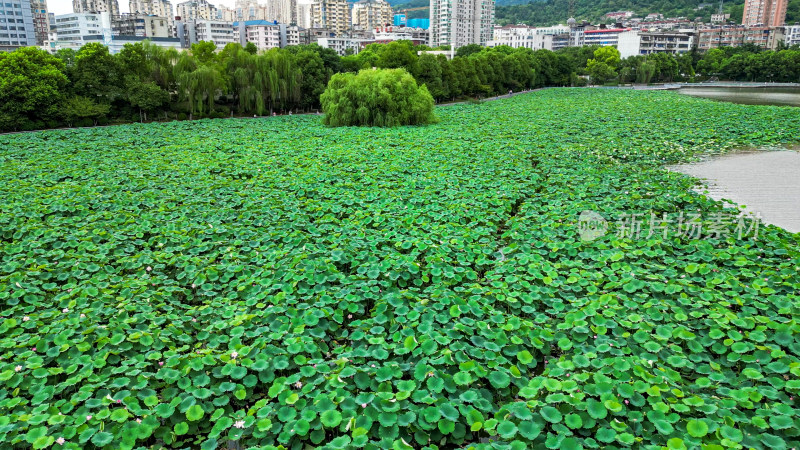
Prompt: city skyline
<box><xmin>48</xmin><ymin>0</ymin><xmax>312</xmax><ymax>16</ymax></box>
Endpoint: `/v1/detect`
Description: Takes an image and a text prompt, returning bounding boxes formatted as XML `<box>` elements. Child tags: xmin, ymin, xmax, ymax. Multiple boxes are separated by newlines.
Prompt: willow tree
<box><xmin>321</xmin><ymin>68</ymin><xmax>436</xmax><ymax>127</ymax></box>
<box><xmin>175</xmin><ymin>53</ymin><xmax>224</xmax><ymax>118</ymax></box>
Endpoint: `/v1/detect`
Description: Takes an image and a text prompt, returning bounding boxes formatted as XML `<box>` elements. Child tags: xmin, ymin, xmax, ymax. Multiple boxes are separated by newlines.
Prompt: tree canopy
<box><xmin>321</xmin><ymin>68</ymin><xmax>437</xmax><ymax>127</ymax></box>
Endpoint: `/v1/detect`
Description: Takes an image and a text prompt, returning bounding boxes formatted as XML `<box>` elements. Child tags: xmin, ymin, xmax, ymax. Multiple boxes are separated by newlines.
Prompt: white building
<box><xmin>53</xmin><ymin>12</ymin><xmax>111</xmax><ymax>50</ymax></box>
<box><xmin>234</xmin><ymin>19</ymin><xmax>283</xmax><ymax>50</ymax></box>
<box><xmin>582</xmin><ymin>27</ymin><xmax>630</xmax><ymax>46</ymax></box>
<box><xmin>429</xmin><ymin>0</ymin><xmax>494</xmax><ymax>49</ymax></box>
<box><xmin>296</xmin><ymin>1</ymin><xmax>312</xmax><ymax>28</ymax></box>
<box><xmin>265</xmin><ymin>0</ymin><xmax>296</xmax><ymax>25</ymax></box>
<box><xmin>487</xmin><ymin>24</ymin><xmax>569</xmax><ymax>50</ymax></box>
<box><xmin>317</xmin><ymin>35</ymin><xmax>365</xmax><ymax>54</ymax></box>
<box><xmin>84</xmin><ymin>33</ymin><xmax>181</xmax><ymax>52</ymax></box>
<box><xmin>176</xmin><ymin>0</ymin><xmax>217</xmax><ymax>21</ymax></box>
<box><xmin>0</xmin><ymin>0</ymin><xmax>37</xmax><ymax>51</ymax></box>
<box><xmin>73</xmin><ymin>0</ymin><xmax>120</xmax><ymax>17</ymax></box>
<box><xmin>618</xmin><ymin>30</ymin><xmax>695</xmax><ymax>58</ymax></box>
<box><xmin>175</xmin><ymin>18</ymin><xmax>235</xmax><ymax>49</ymax></box>
<box><xmin>786</xmin><ymin>24</ymin><xmax>800</xmax><ymax>46</ymax></box>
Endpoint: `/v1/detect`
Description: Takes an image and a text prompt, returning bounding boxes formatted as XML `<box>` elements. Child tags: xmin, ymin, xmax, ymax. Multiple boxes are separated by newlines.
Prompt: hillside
<box><xmin>390</xmin><ymin>0</ymin><xmax>800</xmax><ymax>27</ymax></box>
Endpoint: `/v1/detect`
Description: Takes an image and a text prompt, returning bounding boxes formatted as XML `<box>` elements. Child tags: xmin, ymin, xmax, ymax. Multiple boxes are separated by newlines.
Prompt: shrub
<box><xmin>321</xmin><ymin>68</ymin><xmax>437</xmax><ymax>127</ymax></box>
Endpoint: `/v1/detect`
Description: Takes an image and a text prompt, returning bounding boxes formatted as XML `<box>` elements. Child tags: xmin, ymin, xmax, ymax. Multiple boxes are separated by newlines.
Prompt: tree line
<box><xmin>1</xmin><ymin>40</ymin><xmax>799</xmax><ymax>132</ymax></box>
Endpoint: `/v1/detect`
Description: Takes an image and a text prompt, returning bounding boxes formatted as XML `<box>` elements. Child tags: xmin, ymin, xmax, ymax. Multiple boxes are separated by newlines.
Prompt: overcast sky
<box><xmin>47</xmin><ymin>0</ymin><xmax>239</xmax><ymax>16</ymax></box>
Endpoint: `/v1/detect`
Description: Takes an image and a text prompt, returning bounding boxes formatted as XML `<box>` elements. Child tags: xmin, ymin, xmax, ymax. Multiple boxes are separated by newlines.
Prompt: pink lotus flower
<box><xmin>361</xmin><ymin>403</ymin><xmax>368</xmax><ymax>408</ymax></box>
<box><xmin>234</xmin><ymin>420</ymin><xmax>245</xmax><ymax>429</ymax></box>
<box><xmin>136</xmin><ymin>418</ymin><xmax>142</xmax><ymax>423</ymax></box>
<box><xmin>14</xmin><ymin>365</ymin><xmax>22</xmax><ymax>372</ymax></box>
<box><xmin>347</xmin><ymin>314</ymin><xmax>352</xmax><ymax>319</ymax></box>
<box><xmin>231</xmin><ymin>351</ymin><xmax>238</xmax><ymax>359</ymax></box>
<box><xmin>22</xmin><ymin>316</ymin><xmax>29</xmax><ymax>322</ymax></box>
<box><xmin>80</xmin><ymin>314</ymin><xmax>85</xmax><ymax>318</ymax></box>
<box><xmin>624</xmin><ymin>400</ymin><xmax>629</xmax><ymax>404</ymax></box>
<box><xmin>86</xmin><ymin>415</ymin><xmax>92</xmax><ymax>421</ymax></box>
<box><xmin>56</xmin><ymin>437</ymin><xmax>65</xmax><ymax>445</ymax></box>
<box><xmin>146</xmin><ymin>266</ymin><xmax>152</xmax><ymax>271</ymax></box>
<box><xmin>191</xmin><ymin>283</ymin><xmax>196</xmax><ymax>288</ymax></box>
<box><xmin>158</xmin><ymin>361</ymin><xmax>164</xmax><ymax>366</ymax></box>
<box><xmin>294</xmin><ymin>381</ymin><xmax>302</xmax><ymax>389</ymax></box>
<box><xmin>117</xmin><ymin>399</ymin><xmax>122</xmax><ymax>404</ymax></box>
<box><xmin>62</xmin><ymin>308</ymin><xmax>69</xmax><ymax>313</ymax></box>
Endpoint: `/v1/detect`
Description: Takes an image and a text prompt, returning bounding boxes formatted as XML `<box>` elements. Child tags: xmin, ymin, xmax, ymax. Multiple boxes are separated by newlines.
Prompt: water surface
<box><xmin>670</xmin><ymin>149</ymin><xmax>800</xmax><ymax>233</ymax></box>
<box><xmin>678</xmin><ymin>87</ymin><xmax>800</xmax><ymax>107</ymax></box>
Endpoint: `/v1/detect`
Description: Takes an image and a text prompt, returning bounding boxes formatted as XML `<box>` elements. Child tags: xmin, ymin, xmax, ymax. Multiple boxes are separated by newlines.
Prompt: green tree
<box><xmin>72</xmin><ymin>43</ymin><xmax>122</xmax><ymax>102</ymax></box>
<box><xmin>244</xmin><ymin>41</ymin><xmax>258</xmax><ymax>55</ymax></box>
<box><xmin>321</xmin><ymin>68</ymin><xmax>437</xmax><ymax>127</ymax></box>
<box><xmin>126</xmin><ymin>77</ymin><xmax>169</xmax><ymax>121</ymax></box>
<box><xmin>417</xmin><ymin>53</ymin><xmax>445</xmax><ymax>101</ymax></box>
<box><xmin>175</xmin><ymin>53</ymin><xmax>225</xmax><ymax>118</ymax></box>
<box><xmin>0</xmin><ymin>47</ymin><xmax>68</xmax><ymax>131</ymax></box>
<box><xmin>455</xmin><ymin>44</ymin><xmax>483</xmax><ymax>58</ymax></box>
<box><xmin>376</xmin><ymin>41</ymin><xmax>419</xmax><ymax>77</ymax></box>
<box><xmin>586</xmin><ymin>46</ymin><xmax>620</xmax><ymax>84</ymax></box>
<box><xmin>292</xmin><ymin>49</ymin><xmax>329</xmax><ymax>111</ymax></box>
<box><xmin>191</xmin><ymin>41</ymin><xmax>218</xmax><ymax>66</ymax></box>
<box><xmin>62</xmin><ymin>95</ymin><xmax>111</xmax><ymax>126</ymax></box>
<box><xmin>591</xmin><ymin>46</ymin><xmax>621</xmax><ymax>69</ymax></box>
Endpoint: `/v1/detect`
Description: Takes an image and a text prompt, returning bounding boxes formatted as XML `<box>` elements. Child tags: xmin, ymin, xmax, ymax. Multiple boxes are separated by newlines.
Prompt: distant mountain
<box><xmin>389</xmin><ymin>0</ymin><xmax>800</xmax><ymax>27</ymax></box>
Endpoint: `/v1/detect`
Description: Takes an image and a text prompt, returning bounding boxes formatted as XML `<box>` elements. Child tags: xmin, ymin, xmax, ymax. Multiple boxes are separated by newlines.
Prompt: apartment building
<box><xmin>351</xmin><ymin>0</ymin><xmax>392</xmax><ymax>31</ymax></box>
<box><xmin>311</xmin><ymin>0</ymin><xmax>349</xmax><ymax>36</ymax></box>
<box><xmin>697</xmin><ymin>25</ymin><xmax>784</xmax><ymax>50</ymax></box>
<box><xmin>742</xmin><ymin>0</ymin><xmax>787</xmax><ymax>27</ymax></box>
<box><xmin>73</xmin><ymin>0</ymin><xmax>119</xmax><ymax>17</ymax></box>
<box><xmin>618</xmin><ymin>30</ymin><xmax>695</xmax><ymax>58</ymax></box>
<box><xmin>175</xmin><ymin>17</ymin><xmax>234</xmax><ymax>49</ymax></box>
<box><xmin>112</xmin><ymin>13</ymin><xmax>170</xmax><ymax>37</ymax></box>
<box><xmin>176</xmin><ymin>0</ymin><xmax>217</xmax><ymax>20</ymax></box>
<box><xmin>429</xmin><ymin>0</ymin><xmax>494</xmax><ymax>48</ymax></box>
<box><xmin>30</xmin><ymin>0</ymin><xmax>49</xmax><ymax>45</ymax></box>
<box><xmin>0</xmin><ymin>0</ymin><xmax>36</xmax><ymax>51</ymax></box>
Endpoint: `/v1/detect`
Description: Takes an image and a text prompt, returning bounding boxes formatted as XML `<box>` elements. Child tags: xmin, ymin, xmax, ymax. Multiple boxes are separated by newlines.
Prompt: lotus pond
<box><xmin>1</xmin><ymin>89</ymin><xmax>799</xmax><ymax>450</ymax></box>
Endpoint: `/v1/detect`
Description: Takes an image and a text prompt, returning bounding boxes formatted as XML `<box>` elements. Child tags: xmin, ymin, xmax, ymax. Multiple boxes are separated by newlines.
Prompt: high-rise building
<box><xmin>30</xmin><ymin>0</ymin><xmax>50</xmax><ymax>45</ymax></box>
<box><xmin>130</xmin><ymin>0</ymin><xmax>173</xmax><ymax>17</ymax></box>
<box><xmin>176</xmin><ymin>0</ymin><xmax>217</xmax><ymax>21</ymax></box>
<box><xmin>129</xmin><ymin>0</ymin><xmax>174</xmax><ymax>34</ymax></box>
<box><xmin>73</xmin><ymin>0</ymin><xmax>120</xmax><ymax>17</ymax></box>
<box><xmin>175</xmin><ymin>18</ymin><xmax>234</xmax><ymax>48</ymax></box>
<box><xmin>352</xmin><ymin>0</ymin><xmax>392</xmax><ymax>31</ymax></box>
<box><xmin>296</xmin><ymin>1</ymin><xmax>311</xmax><ymax>27</ymax></box>
<box><xmin>265</xmin><ymin>0</ymin><xmax>296</xmax><ymax>24</ymax></box>
<box><xmin>53</xmin><ymin>12</ymin><xmax>111</xmax><ymax>50</ymax></box>
<box><xmin>112</xmin><ymin>13</ymin><xmax>171</xmax><ymax>37</ymax></box>
<box><xmin>311</xmin><ymin>0</ymin><xmax>350</xmax><ymax>36</ymax></box>
<box><xmin>0</xmin><ymin>0</ymin><xmax>37</xmax><ymax>51</ymax></box>
<box><xmin>429</xmin><ymin>0</ymin><xmax>494</xmax><ymax>49</ymax></box>
<box><xmin>742</xmin><ymin>0</ymin><xmax>787</xmax><ymax>26</ymax></box>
